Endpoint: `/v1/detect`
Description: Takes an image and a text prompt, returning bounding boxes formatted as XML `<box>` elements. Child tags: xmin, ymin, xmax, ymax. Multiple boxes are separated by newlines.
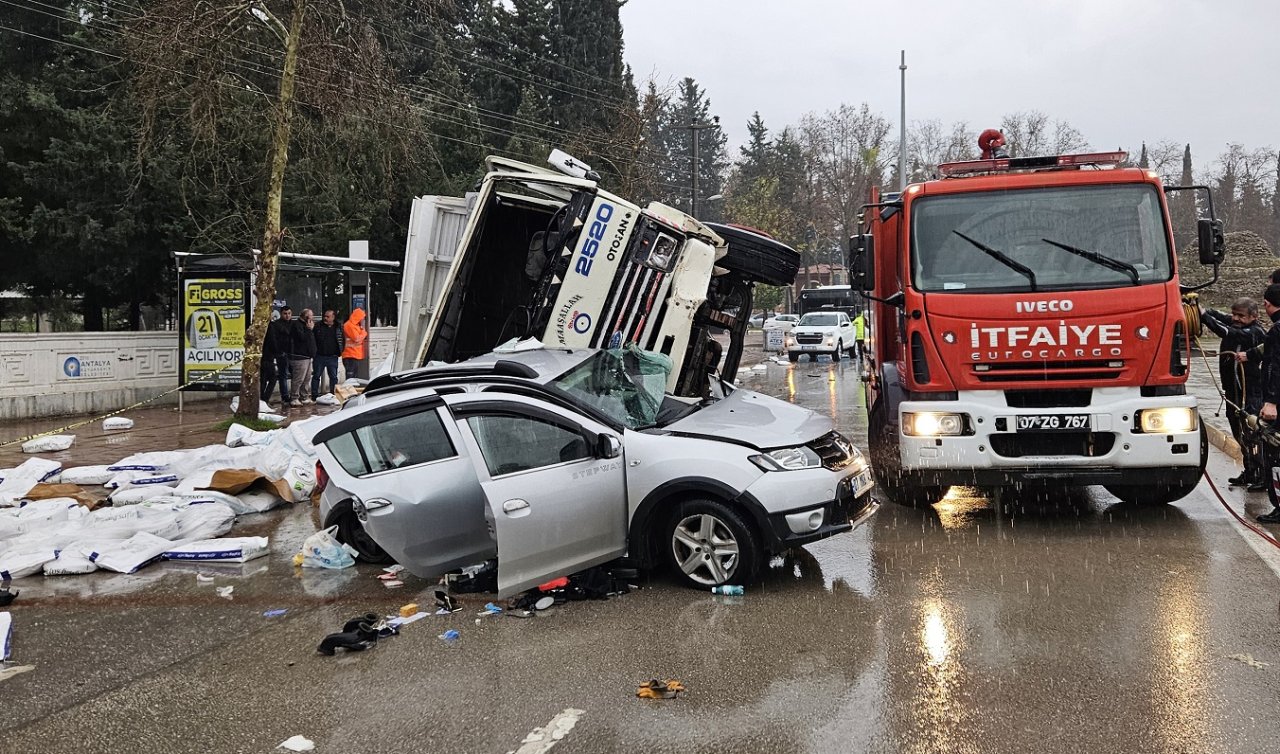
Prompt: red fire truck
<box><xmin>850</xmin><ymin>141</ymin><xmax>1225</xmax><ymax>507</ymax></box>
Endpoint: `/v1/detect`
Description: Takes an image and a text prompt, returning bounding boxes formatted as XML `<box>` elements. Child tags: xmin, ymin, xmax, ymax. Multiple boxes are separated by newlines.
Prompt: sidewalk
<box><xmin>1188</xmin><ymin>335</ymin><xmax>1244</xmax><ymax>464</ymax></box>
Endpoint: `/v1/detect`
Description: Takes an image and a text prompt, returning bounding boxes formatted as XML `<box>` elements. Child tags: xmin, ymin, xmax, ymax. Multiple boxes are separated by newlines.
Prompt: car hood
<box><xmin>664</xmin><ymin>388</ymin><xmax>833</xmax><ymax>449</ymax></box>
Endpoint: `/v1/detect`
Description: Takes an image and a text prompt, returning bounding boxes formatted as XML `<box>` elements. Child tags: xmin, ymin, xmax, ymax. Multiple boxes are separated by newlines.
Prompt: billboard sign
<box><xmin>180</xmin><ymin>274</ymin><xmax>249</xmax><ymax>391</ymax></box>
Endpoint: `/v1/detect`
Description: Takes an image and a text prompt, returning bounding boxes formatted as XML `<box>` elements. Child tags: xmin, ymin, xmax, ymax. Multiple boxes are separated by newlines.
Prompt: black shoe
<box><xmin>1256</xmin><ymin>508</ymin><xmax>1280</xmax><ymax>524</ymax></box>
<box><xmin>1228</xmin><ymin>474</ymin><xmax>1249</xmax><ymax>486</ymax></box>
<box><xmin>1247</xmin><ymin>481</ymin><xmax>1268</xmax><ymax>492</ymax></box>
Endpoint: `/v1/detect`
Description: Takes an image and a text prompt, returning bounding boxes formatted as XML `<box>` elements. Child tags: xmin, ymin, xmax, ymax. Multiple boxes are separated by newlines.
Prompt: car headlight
<box><xmin>826</xmin><ymin>336</ymin><xmax>835</xmax><ymax>345</ymax></box>
<box><xmin>750</xmin><ymin>446</ymin><xmax>823</xmax><ymax>471</ymax></box>
<box><xmin>902</xmin><ymin>411</ymin><xmax>966</xmax><ymax>437</ymax></box>
<box><xmin>1138</xmin><ymin>407</ymin><xmax>1196</xmax><ymax>433</ymax></box>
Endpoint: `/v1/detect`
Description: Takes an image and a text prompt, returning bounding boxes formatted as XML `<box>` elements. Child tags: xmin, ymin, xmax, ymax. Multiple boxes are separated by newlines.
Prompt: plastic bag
<box><xmin>82</xmin><ymin>532</ymin><xmax>174</xmax><ymax>574</ymax></box>
<box><xmin>314</xmin><ymin>393</ymin><xmax>339</xmax><ymax>406</ymax></box>
<box><xmin>226</xmin><ymin>423</ymin><xmax>280</xmax><ymax>448</ymax></box>
<box><xmin>229</xmin><ymin>396</ymin><xmax>272</xmax><ymax>414</ymax></box>
<box><xmin>60</xmin><ymin>465</ymin><xmax>116</xmax><ymax>485</ymax></box>
<box><xmin>299</xmin><ymin>526</ymin><xmax>357</xmax><ymax>569</ymax></box>
<box><xmin>165</xmin><ymin>536</ymin><xmax>269</xmax><ymax>563</ymax></box>
<box><xmin>21</xmin><ymin>435</ymin><xmax>75</xmax><ymax>454</ymax></box>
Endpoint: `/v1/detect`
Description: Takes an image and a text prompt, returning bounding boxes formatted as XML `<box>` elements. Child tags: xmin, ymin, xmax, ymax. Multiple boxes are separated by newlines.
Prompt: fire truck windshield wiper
<box><xmin>1040</xmin><ymin>238</ymin><xmax>1140</xmax><ymax>285</ymax></box>
<box><xmin>951</xmin><ymin>231</ymin><xmax>1037</xmax><ymax>291</ymax></box>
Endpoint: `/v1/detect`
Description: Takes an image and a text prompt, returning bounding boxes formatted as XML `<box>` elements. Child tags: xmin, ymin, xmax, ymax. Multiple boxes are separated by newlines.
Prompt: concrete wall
<box><xmin>0</xmin><ymin>328</ymin><xmax>397</xmax><ymax>420</ymax></box>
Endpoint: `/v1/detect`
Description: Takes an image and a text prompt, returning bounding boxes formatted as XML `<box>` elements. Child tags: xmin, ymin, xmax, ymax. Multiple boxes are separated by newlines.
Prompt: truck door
<box><xmin>395</xmin><ymin>196</ymin><xmax>471</xmax><ymax>372</ymax></box>
<box><xmin>449</xmin><ymin>396</ymin><xmax>628</xmax><ymax>595</ymax></box>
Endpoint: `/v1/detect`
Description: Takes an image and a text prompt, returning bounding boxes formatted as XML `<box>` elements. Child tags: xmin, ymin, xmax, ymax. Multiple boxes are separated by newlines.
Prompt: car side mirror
<box><xmin>1197</xmin><ymin>218</ymin><xmax>1225</xmax><ymax>265</ymax></box>
<box><xmin>849</xmin><ymin>234</ymin><xmax>875</xmax><ymax>292</ymax></box>
<box><xmin>597</xmin><ymin>433</ymin><xmax>622</xmax><ymax>459</ymax></box>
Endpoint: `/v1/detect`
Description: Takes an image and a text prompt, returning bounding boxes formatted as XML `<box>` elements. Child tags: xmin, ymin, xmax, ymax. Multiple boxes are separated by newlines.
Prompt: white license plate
<box><xmin>850</xmin><ymin>470</ymin><xmax>873</xmax><ymax>494</ymax></box>
<box><xmin>802</xmin><ymin>344</ymin><xmax>819</xmax><ymax>350</ymax></box>
<box><xmin>1016</xmin><ymin>414</ymin><xmax>1089</xmax><ymax>432</ymax></box>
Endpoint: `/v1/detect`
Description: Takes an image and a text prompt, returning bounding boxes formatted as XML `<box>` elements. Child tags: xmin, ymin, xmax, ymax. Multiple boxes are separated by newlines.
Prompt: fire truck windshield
<box><xmin>910</xmin><ymin>184</ymin><xmax>1172</xmax><ymax>293</ymax></box>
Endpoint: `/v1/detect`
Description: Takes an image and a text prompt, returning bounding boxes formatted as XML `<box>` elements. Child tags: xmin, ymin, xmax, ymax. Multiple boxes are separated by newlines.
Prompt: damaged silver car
<box><xmin>312</xmin><ymin>348</ymin><xmax>876</xmax><ymax>593</ymax></box>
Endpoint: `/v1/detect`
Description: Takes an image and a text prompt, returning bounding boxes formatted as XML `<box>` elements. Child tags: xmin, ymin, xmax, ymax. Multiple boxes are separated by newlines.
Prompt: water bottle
<box><xmin>711</xmin><ymin>585</ymin><xmax>744</xmax><ymax>596</ymax></box>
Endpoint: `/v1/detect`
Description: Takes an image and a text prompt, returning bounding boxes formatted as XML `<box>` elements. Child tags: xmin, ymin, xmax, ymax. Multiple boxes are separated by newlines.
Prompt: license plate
<box><xmin>802</xmin><ymin>344</ymin><xmax>818</xmax><ymax>350</ymax></box>
<box><xmin>1016</xmin><ymin>414</ymin><xmax>1089</xmax><ymax>431</ymax></box>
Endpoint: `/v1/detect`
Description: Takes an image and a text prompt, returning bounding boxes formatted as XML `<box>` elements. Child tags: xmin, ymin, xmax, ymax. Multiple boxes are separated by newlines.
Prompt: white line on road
<box><xmin>507</xmin><ymin>708</ymin><xmax>585</xmax><ymax>754</ymax></box>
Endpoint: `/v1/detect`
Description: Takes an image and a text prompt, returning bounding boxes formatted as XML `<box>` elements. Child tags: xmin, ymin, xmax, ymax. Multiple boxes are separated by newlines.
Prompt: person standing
<box><xmin>288</xmin><ymin>309</ymin><xmax>317</xmax><ymax>406</ymax></box>
<box><xmin>1201</xmin><ymin>298</ymin><xmax>1266</xmax><ymax>488</ymax></box>
<box><xmin>311</xmin><ymin>309</ymin><xmax>343</xmax><ymax>397</ymax></box>
<box><xmin>263</xmin><ymin>307</ymin><xmax>294</xmax><ymax>404</ymax></box>
<box><xmin>1252</xmin><ymin>284</ymin><xmax>1280</xmax><ymax>524</ymax></box>
<box><xmin>852</xmin><ymin>310</ymin><xmax>867</xmax><ymax>361</ymax></box>
<box><xmin>341</xmin><ymin>308</ymin><xmax>368</xmax><ymax>381</ymax></box>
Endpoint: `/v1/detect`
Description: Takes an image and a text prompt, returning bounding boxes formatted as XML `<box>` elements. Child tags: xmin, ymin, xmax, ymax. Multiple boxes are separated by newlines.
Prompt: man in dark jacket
<box><xmin>1253</xmin><ymin>284</ymin><xmax>1280</xmax><ymax>523</ymax></box>
<box><xmin>311</xmin><ymin>309</ymin><xmax>343</xmax><ymax>397</ymax></box>
<box><xmin>288</xmin><ymin>308</ymin><xmax>318</xmax><ymax>405</ymax></box>
<box><xmin>1201</xmin><ymin>297</ymin><xmax>1266</xmax><ymax>487</ymax></box>
<box><xmin>262</xmin><ymin>307</ymin><xmax>294</xmax><ymax>404</ymax></box>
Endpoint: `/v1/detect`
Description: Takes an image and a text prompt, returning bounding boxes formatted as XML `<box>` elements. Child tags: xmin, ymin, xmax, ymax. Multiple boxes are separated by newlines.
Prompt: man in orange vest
<box><xmin>341</xmin><ymin>308</ymin><xmax>368</xmax><ymax>381</ymax></box>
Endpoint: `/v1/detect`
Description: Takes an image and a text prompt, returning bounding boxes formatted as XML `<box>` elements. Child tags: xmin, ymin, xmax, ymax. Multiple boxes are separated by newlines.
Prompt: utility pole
<box><xmin>898</xmin><ymin>50</ymin><xmax>907</xmax><ymax>191</ymax></box>
<box><xmin>685</xmin><ymin>120</ymin><xmax>718</xmax><ymax>217</ymax></box>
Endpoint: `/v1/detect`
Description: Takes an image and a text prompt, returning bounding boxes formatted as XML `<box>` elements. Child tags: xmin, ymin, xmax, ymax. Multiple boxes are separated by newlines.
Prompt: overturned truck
<box><xmin>393</xmin><ymin>155</ymin><xmax>800</xmax><ymax>393</ymax></box>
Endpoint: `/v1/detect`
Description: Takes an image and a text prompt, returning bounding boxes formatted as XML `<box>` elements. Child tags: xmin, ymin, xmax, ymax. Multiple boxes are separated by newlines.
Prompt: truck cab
<box><xmin>850</xmin><ymin>147</ymin><xmax>1225</xmax><ymax>507</ymax></box>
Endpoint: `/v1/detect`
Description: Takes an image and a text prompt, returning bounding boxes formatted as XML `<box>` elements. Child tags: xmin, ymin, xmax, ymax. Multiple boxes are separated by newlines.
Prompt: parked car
<box><xmin>765</xmin><ymin>313</ymin><xmax>800</xmax><ymax>332</ymax></box>
<box><xmin>786</xmin><ymin>312</ymin><xmax>857</xmax><ymax>362</ymax></box>
<box><xmin>312</xmin><ymin>348</ymin><xmax>877</xmax><ymax>594</ymax></box>
<box><xmin>748</xmin><ymin>313</ymin><xmax>767</xmax><ymax>328</ymax></box>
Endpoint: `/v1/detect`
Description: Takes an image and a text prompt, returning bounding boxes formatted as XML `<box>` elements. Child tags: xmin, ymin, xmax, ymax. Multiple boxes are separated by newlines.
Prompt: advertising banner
<box><xmin>180</xmin><ymin>274</ymin><xmax>248</xmax><ymax>391</ymax></box>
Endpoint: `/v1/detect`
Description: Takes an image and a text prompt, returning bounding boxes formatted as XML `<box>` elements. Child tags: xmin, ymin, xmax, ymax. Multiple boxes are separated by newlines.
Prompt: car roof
<box><xmin>366</xmin><ymin>348</ymin><xmax>594</xmax><ymax>396</ymax></box>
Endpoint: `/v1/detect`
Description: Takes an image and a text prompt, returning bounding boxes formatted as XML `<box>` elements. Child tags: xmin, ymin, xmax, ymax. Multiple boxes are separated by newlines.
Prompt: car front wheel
<box><xmin>832</xmin><ymin>341</ymin><xmax>843</xmax><ymax>361</ymax></box>
<box><xmin>664</xmin><ymin>499</ymin><xmax>760</xmax><ymax>589</ymax></box>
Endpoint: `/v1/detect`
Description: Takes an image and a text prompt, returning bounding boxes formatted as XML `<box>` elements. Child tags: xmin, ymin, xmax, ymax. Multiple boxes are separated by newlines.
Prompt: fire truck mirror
<box><xmin>850</xmin><ymin>234</ymin><xmax>875</xmax><ymax>291</ymax></box>
<box><xmin>1196</xmin><ymin>218</ymin><xmax>1225</xmax><ymax>266</ymax></box>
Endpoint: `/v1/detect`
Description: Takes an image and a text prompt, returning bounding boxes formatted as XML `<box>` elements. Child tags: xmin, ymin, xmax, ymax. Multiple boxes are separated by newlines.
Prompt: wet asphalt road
<box><xmin>4</xmin><ymin>357</ymin><xmax>1280</xmax><ymax>753</ymax></box>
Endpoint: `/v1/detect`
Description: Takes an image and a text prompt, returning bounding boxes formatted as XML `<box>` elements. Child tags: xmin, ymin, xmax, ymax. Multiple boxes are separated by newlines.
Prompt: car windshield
<box><xmin>551</xmin><ymin>347</ymin><xmax>673</xmax><ymax>429</ymax></box>
<box><xmin>799</xmin><ymin>313</ymin><xmax>840</xmax><ymax>326</ymax></box>
<box><xmin>910</xmin><ymin>184</ymin><xmax>1173</xmax><ymax>293</ymax></box>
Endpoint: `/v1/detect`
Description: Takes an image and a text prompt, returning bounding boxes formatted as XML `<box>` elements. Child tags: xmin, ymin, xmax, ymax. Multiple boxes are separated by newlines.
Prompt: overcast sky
<box><xmin>620</xmin><ymin>0</ymin><xmax>1279</xmax><ymax>163</ymax></box>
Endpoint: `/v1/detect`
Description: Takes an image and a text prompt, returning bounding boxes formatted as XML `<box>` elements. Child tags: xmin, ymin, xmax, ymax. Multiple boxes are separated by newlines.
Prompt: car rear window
<box><xmin>327</xmin><ymin>408</ymin><xmax>456</xmax><ymax>477</ymax></box>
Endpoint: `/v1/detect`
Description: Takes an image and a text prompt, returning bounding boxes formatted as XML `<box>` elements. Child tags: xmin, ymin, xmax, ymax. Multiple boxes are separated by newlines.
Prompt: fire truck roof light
<box><xmin>937</xmin><ymin>151</ymin><xmax>1128</xmax><ymax>177</ymax></box>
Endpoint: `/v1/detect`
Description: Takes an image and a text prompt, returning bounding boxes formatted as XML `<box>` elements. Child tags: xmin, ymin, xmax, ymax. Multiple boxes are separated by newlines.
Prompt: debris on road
<box><xmin>263</xmin><ymin>609</ymin><xmax>288</xmax><ymax>618</ymax></box>
<box><xmin>0</xmin><ymin>610</ymin><xmax>11</xmax><ymax>659</ymax></box>
<box><xmin>21</xmin><ymin>435</ymin><xmax>75</xmax><ymax>454</ymax></box>
<box><xmin>298</xmin><ymin>526</ymin><xmax>357</xmax><ymax>569</ymax></box>
<box><xmin>0</xmin><ymin>585</ymin><xmax>16</xmax><ymax>606</ymax></box>
<box><xmin>165</xmin><ymin>536</ymin><xmax>269</xmax><ymax>563</ymax></box>
<box><xmin>0</xmin><ymin>664</ymin><xmax>34</xmax><ymax>683</ymax></box>
<box><xmin>102</xmin><ymin>417</ymin><xmax>134</xmax><ymax>431</ymax></box>
<box><xmin>1227</xmin><ymin>653</ymin><xmax>1272</xmax><ymax>669</ymax></box>
<box><xmin>216</xmin><ymin>586</ymin><xmax>234</xmax><ymax>599</ymax></box>
<box><xmin>636</xmin><ymin>679</ymin><xmax>686</xmax><ymax>700</ymax></box>
<box><xmin>398</xmin><ymin>603</ymin><xmax>418</xmax><ymax>618</ymax></box>
<box><xmin>276</xmin><ymin>735</ymin><xmax>315</xmax><ymax>752</ymax></box>
<box><xmin>711</xmin><ymin>585</ymin><xmax>744</xmax><ymax>595</ymax></box>
<box><xmin>438</xmin><ymin>629</ymin><xmax>460</xmax><ymax>642</ymax></box>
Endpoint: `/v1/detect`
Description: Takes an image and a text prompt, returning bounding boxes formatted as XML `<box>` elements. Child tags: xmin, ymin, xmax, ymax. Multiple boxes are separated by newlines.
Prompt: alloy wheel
<box><xmin>670</xmin><ymin>513</ymin><xmax>740</xmax><ymax>585</ymax></box>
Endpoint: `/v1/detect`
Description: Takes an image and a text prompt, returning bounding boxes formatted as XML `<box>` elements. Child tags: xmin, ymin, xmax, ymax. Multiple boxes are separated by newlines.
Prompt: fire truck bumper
<box><xmin>897</xmin><ymin>388</ymin><xmax>1203</xmax><ymax>485</ymax></box>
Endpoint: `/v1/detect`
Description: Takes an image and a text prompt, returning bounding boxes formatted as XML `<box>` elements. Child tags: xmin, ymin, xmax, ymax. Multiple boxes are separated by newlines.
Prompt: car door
<box><xmin>313</xmin><ymin>394</ymin><xmax>495</xmax><ymax>579</ymax></box>
<box><xmin>447</xmin><ymin>394</ymin><xmax>628</xmax><ymax>595</ymax></box>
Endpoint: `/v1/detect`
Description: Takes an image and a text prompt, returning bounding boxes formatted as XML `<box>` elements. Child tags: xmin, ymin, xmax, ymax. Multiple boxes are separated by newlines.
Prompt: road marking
<box><xmin>508</xmin><ymin>708</ymin><xmax>585</xmax><ymax>754</ymax></box>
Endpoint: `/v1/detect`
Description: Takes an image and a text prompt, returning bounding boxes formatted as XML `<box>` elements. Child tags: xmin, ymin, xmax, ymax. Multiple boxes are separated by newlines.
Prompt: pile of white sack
<box><xmin>0</xmin><ymin>417</ymin><xmax>323</xmax><ymax>578</ymax></box>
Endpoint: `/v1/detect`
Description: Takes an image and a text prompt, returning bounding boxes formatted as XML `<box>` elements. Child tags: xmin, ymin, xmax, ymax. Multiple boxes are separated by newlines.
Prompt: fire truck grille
<box><xmin>973</xmin><ymin>361</ymin><xmax>1123</xmax><ymax>383</ymax></box>
<box><xmin>989</xmin><ymin>432</ymin><xmax>1116</xmax><ymax>458</ymax></box>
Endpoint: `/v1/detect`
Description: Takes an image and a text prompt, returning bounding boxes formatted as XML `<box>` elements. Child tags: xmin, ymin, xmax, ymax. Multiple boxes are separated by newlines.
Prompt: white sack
<box><xmin>86</xmin><ymin>504</ymin><xmax>183</xmax><ymax>541</ymax></box>
<box><xmin>226</xmin><ymin>423</ymin><xmax>279</xmax><ymax>448</ymax></box>
<box><xmin>12</xmin><ymin>498</ymin><xmax>85</xmax><ymax>527</ymax></box>
<box><xmin>314</xmin><ymin>393</ymin><xmax>339</xmax><ymax>406</ymax></box>
<box><xmin>105</xmin><ymin>471</ymin><xmax>180</xmax><ymax>490</ymax></box>
<box><xmin>229</xmin><ymin>396</ymin><xmax>272</xmax><ymax>414</ymax></box>
<box><xmin>107</xmin><ymin>451</ymin><xmax>184</xmax><ymax>473</ymax></box>
<box><xmin>109</xmin><ymin>485</ymin><xmax>179</xmax><ymax>505</ymax></box>
<box><xmin>102</xmin><ymin>417</ymin><xmax>134</xmax><ymax>430</ymax></box>
<box><xmin>279</xmin><ymin>462</ymin><xmax>316</xmax><ymax>503</ymax></box>
<box><xmin>258</xmin><ymin>412</ymin><xmax>285</xmax><ymax>423</ymax></box>
<box><xmin>172</xmin><ymin>502</ymin><xmax>236</xmax><ymax>540</ymax></box>
<box><xmin>82</xmin><ymin>532</ymin><xmax>174</xmax><ymax>574</ymax></box>
<box><xmin>0</xmin><ymin>549</ymin><xmax>56</xmax><ymax>579</ymax></box>
<box><xmin>234</xmin><ymin>490</ymin><xmax>286</xmax><ymax>515</ymax></box>
<box><xmin>165</xmin><ymin>536</ymin><xmax>269</xmax><ymax>563</ymax></box>
<box><xmin>43</xmin><ymin>547</ymin><xmax>98</xmax><ymax>575</ymax></box>
<box><xmin>0</xmin><ymin>459</ymin><xmax>63</xmax><ymax>504</ymax></box>
<box><xmin>21</xmin><ymin>435</ymin><xmax>75</xmax><ymax>454</ymax></box>
<box><xmin>60</xmin><ymin>465</ymin><xmax>116</xmax><ymax>485</ymax></box>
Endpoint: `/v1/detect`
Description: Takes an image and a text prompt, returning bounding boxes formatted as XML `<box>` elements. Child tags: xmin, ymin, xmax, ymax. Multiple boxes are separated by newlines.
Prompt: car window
<box><xmin>466</xmin><ymin>413</ymin><xmax>592</xmax><ymax>477</ymax></box>
<box><xmin>327</xmin><ymin>408</ymin><xmax>456</xmax><ymax>477</ymax></box>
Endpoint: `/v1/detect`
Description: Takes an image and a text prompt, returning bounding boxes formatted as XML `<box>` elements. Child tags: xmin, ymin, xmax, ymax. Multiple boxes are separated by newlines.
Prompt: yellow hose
<box><xmin>1182</xmin><ymin>292</ymin><xmax>1202</xmax><ymax>339</ymax></box>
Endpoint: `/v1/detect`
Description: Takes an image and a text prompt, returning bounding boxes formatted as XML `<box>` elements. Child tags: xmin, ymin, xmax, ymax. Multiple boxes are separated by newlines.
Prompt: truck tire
<box><xmin>1103</xmin><ymin>424</ymin><xmax>1207</xmax><ymax>505</ymax></box>
<box><xmin>704</xmin><ymin>223</ymin><xmax>801</xmax><ymax>287</ymax></box>
<box><xmin>874</xmin><ymin>469</ymin><xmax>951</xmax><ymax>508</ymax></box>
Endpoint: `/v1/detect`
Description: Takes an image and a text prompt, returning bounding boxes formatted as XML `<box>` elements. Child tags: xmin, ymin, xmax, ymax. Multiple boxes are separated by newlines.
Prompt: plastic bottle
<box><xmin>711</xmin><ymin>585</ymin><xmax>744</xmax><ymax>596</ymax></box>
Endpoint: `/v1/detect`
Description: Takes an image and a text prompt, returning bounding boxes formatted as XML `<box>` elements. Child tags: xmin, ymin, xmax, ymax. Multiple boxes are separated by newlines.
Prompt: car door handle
<box><xmin>502</xmin><ymin>499</ymin><xmax>530</xmax><ymax>514</ymax></box>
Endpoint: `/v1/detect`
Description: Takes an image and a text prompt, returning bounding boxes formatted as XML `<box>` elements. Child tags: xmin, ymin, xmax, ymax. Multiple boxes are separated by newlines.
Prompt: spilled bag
<box><xmin>299</xmin><ymin>526</ymin><xmax>357</xmax><ymax>569</ymax></box>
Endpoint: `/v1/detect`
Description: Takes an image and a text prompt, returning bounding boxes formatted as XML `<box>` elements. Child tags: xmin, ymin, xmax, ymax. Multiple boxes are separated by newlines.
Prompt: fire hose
<box><xmin>1185</xmin><ymin>297</ymin><xmax>1280</xmax><ymax>550</ymax></box>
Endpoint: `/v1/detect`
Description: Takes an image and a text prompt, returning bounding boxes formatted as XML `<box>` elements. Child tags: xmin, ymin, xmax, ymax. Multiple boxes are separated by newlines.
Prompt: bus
<box><xmin>796</xmin><ymin>285</ymin><xmax>860</xmax><ymax>318</ymax></box>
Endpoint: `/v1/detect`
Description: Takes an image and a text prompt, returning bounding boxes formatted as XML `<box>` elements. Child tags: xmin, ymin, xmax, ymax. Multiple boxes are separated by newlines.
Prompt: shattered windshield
<box><xmin>911</xmin><ymin>184</ymin><xmax>1173</xmax><ymax>293</ymax></box>
<box><xmin>552</xmin><ymin>347</ymin><xmax>673</xmax><ymax>429</ymax></box>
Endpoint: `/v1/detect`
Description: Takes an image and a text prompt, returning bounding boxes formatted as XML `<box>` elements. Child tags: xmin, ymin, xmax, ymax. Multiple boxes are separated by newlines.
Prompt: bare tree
<box><xmin>798</xmin><ymin>103</ymin><xmax>892</xmax><ymax>256</ymax></box>
<box><xmin>125</xmin><ymin>0</ymin><xmax>421</xmax><ymax>420</ymax></box>
<box><xmin>902</xmin><ymin>119</ymin><xmax>975</xmax><ymax>181</ymax></box>
<box><xmin>999</xmin><ymin>110</ymin><xmax>1089</xmax><ymax>157</ymax></box>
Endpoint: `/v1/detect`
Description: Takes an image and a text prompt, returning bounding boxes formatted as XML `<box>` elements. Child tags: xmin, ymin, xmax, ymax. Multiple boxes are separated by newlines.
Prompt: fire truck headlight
<box><xmin>903</xmin><ymin>412</ymin><xmax>966</xmax><ymax>437</ymax></box>
<box><xmin>1138</xmin><ymin>407</ymin><xmax>1196</xmax><ymax>434</ymax></box>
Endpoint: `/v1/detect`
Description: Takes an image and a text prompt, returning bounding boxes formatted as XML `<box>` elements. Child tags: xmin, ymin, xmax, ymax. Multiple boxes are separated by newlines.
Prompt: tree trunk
<box><xmin>237</xmin><ymin>0</ymin><xmax>306</xmax><ymax>421</ymax></box>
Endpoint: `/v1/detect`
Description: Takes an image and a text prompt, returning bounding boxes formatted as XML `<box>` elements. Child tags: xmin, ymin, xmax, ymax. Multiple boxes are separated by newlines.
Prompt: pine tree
<box><xmin>1173</xmin><ymin>144</ymin><xmax>1197</xmax><ymax>246</ymax></box>
<box><xmin>738</xmin><ymin>112</ymin><xmax>771</xmax><ymax>185</ymax></box>
<box><xmin>1138</xmin><ymin>143</ymin><xmax>1149</xmax><ymax>169</ymax></box>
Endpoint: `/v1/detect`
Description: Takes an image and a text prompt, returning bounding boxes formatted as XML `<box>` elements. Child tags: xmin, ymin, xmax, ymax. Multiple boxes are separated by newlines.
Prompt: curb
<box><xmin>1205</xmin><ymin>421</ymin><xmax>1242</xmax><ymax>463</ymax></box>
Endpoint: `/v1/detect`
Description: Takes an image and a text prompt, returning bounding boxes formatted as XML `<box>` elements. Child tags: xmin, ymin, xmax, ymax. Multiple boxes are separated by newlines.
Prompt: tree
<box><xmin>798</xmin><ymin>103</ymin><xmax>891</xmax><ymax>260</ymax></box>
<box><xmin>999</xmin><ymin>110</ymin><xmax>1089</xmax><ymax>157</ymax></box>
<box><xmin>125</xmin><ymin>0</ymin><xmax>424</xmax><ymax>420</ymax></box>
<box><xmin>903</xmin><ymin>119</ymin><xmax>974</xmax><ymax>181</ymax></box>
<box><xmin>658</xmin><ymin>77</ymin><xmax>728</xmax><ymax>220</ymax></box>
<box><xmin>1171</xmin><ymin>144</ymin><xmax>1198</xmax><ymax>245</ymax></box>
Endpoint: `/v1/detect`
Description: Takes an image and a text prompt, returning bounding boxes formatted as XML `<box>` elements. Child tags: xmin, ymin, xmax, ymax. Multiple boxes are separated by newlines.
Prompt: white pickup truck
<box><xmin>786</xmin><ymin>311</ymin><xmax>857</xmax><ymax>362</ymax></box>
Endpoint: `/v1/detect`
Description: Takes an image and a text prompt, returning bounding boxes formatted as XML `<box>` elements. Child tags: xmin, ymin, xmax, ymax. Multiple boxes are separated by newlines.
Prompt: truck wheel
<box><xmin>703</xmin><ymin>223</ymin><xmax>801</xmax><ymax>287</ymax></box>
<box><xmin>788</xmin><ymin>351</ymin><xmax>800</xmax><ymax>363</ymax></box>
<box><xmin>663</xmin><ymin>499</ymin><xmax>760</xmax><ymax>589</ymax></box>
<box><xmin>832</xmin><ymin>342</ymin><xmax>843</xmax><ymax>361</ymax></box>
<box><xmin>874</xmin><ymin>469</ymin><xmax>950</xmax><ymax>508</ymax></box>
<box><xmin>1103</xmin><ymin>481</ymin><xmax>1198</xmax><ymax>506</ymax></box>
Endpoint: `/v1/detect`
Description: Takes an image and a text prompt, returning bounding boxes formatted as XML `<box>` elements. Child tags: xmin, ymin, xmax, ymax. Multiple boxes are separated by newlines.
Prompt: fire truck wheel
<box><xmin>1103</xmin><ymin>481</ymin><xmax>1197</xmax><ymax>506</ymax></box>
<box><xmin>873</xmin><ymin>470</ymin><xmax>950</xmax><ymax>508</ymax></box>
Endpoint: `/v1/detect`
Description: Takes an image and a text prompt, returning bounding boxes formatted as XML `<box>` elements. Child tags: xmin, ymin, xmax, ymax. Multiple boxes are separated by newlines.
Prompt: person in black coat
<box><xmin>1201</xmin><ymin>297</ymin><xmax>1266</xmax><ymax>487</ymax></box>
<box><xmin>311</xmin><ymin>309</ymin><xmax>344</xmax><ymax>397</ymax></box>
<box><xmin>1251</xmin><ymin>284</ymin><xmax>1280</xmax><ymax>523</ymax></box>
<box><xmin>262</xmin><ymin>307</ymin><xmax>294</xmax><ymax>403</ymax></box>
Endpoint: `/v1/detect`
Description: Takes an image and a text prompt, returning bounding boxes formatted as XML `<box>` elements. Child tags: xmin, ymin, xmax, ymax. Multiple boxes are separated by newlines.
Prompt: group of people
<box><xmin>1201</xmin><ymin>269</ymin><xmax>1280</xmax><ymax>524</ymax></box>
<box><xmin>261</xmin><ymin>306</ymin><xmax>368</xmax><ymax>407</ymax></box>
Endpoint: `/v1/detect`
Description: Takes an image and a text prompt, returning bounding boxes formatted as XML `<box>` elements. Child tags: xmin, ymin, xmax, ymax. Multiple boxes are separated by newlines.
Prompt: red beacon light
<box><xmin>939</xmin><ymin>130</ymin><xmax>1127</xmax><ymax>177</ymax></box>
